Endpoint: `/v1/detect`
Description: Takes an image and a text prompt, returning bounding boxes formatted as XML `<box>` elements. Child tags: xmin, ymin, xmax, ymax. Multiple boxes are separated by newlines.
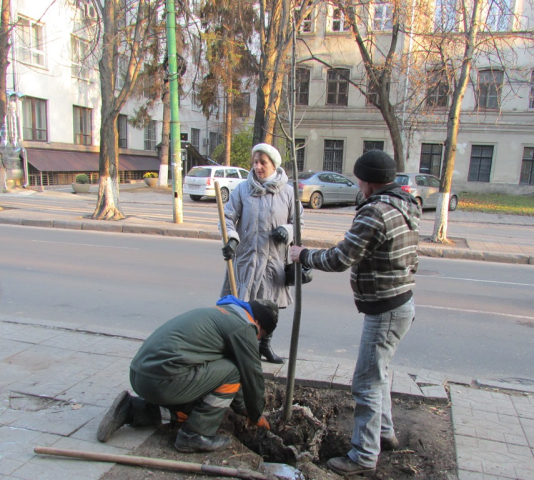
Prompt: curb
<box><xmin>1</xmin><ymin>215</ymin><xmax>532</xmax><ymax>266</ymax></box>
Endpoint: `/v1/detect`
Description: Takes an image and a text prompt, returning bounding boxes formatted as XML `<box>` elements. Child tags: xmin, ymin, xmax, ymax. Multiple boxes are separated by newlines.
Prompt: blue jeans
<box><xmin>348</xmin><ymin>298</ymin><xmax>415</xmax><ymax>468</ymax></box>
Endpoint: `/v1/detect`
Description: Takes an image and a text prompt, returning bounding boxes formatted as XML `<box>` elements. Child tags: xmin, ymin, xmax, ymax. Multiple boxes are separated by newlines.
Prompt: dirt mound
<box><xmin>101</xmin><ymin>380</ymin><xmax>456</xmax><ymax>480</ymax></box>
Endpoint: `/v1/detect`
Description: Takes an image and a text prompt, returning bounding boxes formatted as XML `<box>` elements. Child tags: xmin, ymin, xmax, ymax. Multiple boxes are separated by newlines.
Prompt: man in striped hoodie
<box><xmin>290</xmin><ymin>150</ymin><xmax>421</xmax><ymax>477</ymax></box>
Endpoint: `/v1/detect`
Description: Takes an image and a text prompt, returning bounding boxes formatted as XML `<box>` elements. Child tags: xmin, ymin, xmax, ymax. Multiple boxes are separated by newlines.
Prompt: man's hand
<box><xmin>271</xmin><ymin>226</ymin><xmax>289</xmax><ymax>244</ymax></box>
<box><xmin>222</xmin><ymin>238</ymin><xmax>239</xmax><ymax>261</ymax></box>
<box><xmin>290</xmin><ymin>245</ymin><xmax>305</xmax><ymax>262</ymax></box>
<box><xmin>248</xmin><ymin>415</ymin><xmax>270</xmax><ymax>430</ymax></box>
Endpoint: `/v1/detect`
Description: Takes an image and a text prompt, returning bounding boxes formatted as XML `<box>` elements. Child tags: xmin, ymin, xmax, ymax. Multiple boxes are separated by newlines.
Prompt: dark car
<box><xmin>294</xmin><ymin>171</ymin><xmax>361</xmax><ymax>209</ymax></box>
<box><xmin>395</xmin><ymin>173</ymin><xmax>458</xmax><ymax>211</ymax></box>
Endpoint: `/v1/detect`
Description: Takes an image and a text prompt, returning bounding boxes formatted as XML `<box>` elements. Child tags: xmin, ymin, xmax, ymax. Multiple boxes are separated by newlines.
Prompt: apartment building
<box><xmin>291</xmin><ymin>1</ymin><xmax>534</xmax><ymax>194</ymax></box>
<box><xmin>6</xmin><ymin>0</ymin><xmax>226</xmax><ymax>187</ymax></box>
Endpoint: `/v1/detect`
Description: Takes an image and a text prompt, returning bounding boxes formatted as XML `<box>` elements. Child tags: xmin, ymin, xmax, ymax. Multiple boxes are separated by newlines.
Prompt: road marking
<box><xmin>31</xmin><ymin>240</ymin><xmax>137</xmax><ymax>250</ymax></box>
<box><xmin>419</xmin><ymin>275</ymin><xmax>534</xmax><ymax>288</ymax></box>
<box><xmin>418</xmin><ymin>304</ymin><xmax>534</xmax><ymax>321</ymax></box>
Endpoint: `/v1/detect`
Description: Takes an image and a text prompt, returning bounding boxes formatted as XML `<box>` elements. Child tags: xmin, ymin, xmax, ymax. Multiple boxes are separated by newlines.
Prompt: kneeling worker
<box><xmin>97</xmin><ymin>295</ymin><xmax>277</xmax><ymax>453</ymax></box>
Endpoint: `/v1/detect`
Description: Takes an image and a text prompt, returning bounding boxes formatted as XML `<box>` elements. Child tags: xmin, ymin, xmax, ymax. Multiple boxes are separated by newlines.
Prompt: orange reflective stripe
<box><xmin>215</xmin><ymin>306</ymin><xmax>230</xmax><ymax>315</ymax></box>
<box><xmin>176</xmin><ymin>412</ymin><xmax>188</xmax><ymax>422</ymax></box>
<box><xmin>214</xmin><ymin>383</ymin><xmax>241</xmax><ymax>394</ymax></box>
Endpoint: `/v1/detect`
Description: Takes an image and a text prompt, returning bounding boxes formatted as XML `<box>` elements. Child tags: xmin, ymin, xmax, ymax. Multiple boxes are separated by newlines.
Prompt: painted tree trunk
<box><xmin>158</xmin><ymin>85</ymin><xmax>170</xmax><ymax>187</ymax></box>
<box><xmin>224</xmin><ymin>87</ymin><xmax>233</xmax><ymax>166</ymax></box>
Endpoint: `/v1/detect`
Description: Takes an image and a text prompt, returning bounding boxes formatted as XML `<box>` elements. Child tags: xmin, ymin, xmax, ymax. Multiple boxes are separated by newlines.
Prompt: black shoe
<box><xmin>381</xmin><ymin>435</ymin><xmax>400</xmax><ymax>451</ymax></box>
<box><xmin>326</xmin><ymin>456</ymin><xmax>376</xmax><ymax>477</ymax></box>
<box><xmin>174</xmin><ymin>429</ymin><xmax>232</xmax><ymax>453</ymax></box>
<box><xmin>259</xmin><ymin>334</ymin><xmax>284</xmax><ymax>364</ymax></box>
<box><xmin>97</xmin><ymin>391</ymin><xmax>132</xmax><ymax>443</ymax></box>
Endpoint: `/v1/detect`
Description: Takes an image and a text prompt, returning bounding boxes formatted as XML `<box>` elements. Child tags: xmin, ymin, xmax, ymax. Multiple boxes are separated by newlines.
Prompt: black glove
<box><xmin>272</xmin><ymin>226</ymin><xmax>289</xmax><ymax>244</ymax></box>
<box><xmin>222</xmin><ymin>238</ymin><xmax>239</xmax><ymax>261</ymax></box>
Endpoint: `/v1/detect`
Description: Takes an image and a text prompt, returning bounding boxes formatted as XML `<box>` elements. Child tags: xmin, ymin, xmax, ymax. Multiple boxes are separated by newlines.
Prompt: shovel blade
<box><xmin>262</xmin><ymin>462</ymin><xmax>304</xmax><ymax>480</ymax></box>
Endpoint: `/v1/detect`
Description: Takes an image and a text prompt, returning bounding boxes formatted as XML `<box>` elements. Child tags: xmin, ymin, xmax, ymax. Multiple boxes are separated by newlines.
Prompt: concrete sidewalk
<box><xmin>1</xmin><ymin>315</ymin><xmax>533</xmax><ymax>480</ymax></box>
<box><xmin>1</xmin><ymin>186</ymin><xmax>533</xmax><ymax>265</ymax></box>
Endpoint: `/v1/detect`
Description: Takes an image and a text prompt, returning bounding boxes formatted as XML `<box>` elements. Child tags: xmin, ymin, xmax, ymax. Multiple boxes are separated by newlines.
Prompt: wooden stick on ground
<box><xmin>215</xmin><ymin>181</ymin><xmax>238</xmax><ymax>297</ymax></box>
<box><xmin>34</xmin><ymin>446</ymin><xmax>276</xmax><ymax>480</ymax></box>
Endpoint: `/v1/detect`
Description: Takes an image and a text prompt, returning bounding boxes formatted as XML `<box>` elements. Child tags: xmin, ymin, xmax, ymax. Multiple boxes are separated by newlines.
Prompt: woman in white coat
<box><xmin>220</xmin><ymin>143</ymin><xmax>303</xmax><ymax>363</ymax></box>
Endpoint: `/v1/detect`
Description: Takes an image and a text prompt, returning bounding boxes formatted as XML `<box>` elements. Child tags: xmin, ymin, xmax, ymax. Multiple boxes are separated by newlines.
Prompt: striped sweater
<box><xmin>300</xmin><ymin>184</ymin><xmax>420</xmax><ymax>314</ymax></box>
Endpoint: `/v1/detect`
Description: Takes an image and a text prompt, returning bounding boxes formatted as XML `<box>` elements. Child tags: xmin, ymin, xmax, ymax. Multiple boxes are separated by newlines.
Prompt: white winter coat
<box><xmin>220</xmin><ymin>168</ymin><xmax>303</xmax><ymax>307</ymax></box>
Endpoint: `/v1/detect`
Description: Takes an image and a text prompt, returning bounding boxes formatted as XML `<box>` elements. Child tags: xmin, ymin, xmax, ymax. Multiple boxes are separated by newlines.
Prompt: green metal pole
<box><xmin>166</xmin><ymin>0</ymin><xmax>183</xmax><ymax>223</ymax></box>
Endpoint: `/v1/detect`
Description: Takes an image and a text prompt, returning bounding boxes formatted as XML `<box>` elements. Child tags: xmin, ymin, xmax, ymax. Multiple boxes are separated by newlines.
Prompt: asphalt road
<box><xmin>1</xmin><ymin>224</ymin><xmax>533</xmax><ymax>383</ymax></box>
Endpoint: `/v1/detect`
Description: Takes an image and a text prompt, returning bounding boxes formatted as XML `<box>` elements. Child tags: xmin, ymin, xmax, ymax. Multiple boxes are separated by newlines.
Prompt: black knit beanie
<box><xmin>249</xmin><ymin>299</ymin><xmax>279</xmax><ymax>335</ymax></box>
<box><xmin>353</xmin><ymin>150</ymin><xmax>396</xmax><ymax>184</ymax></box>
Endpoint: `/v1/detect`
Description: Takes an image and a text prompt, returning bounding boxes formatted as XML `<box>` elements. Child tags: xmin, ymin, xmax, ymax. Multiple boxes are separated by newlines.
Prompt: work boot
<box><xmin>174</xmin><ymin>428</ymin><xmax>232</xmax><ymax>453</ymax></box>
<box><xmin>97</xmin><ymin>391</ymin><xmax>133</xmax><ymax>443</ymax></box>
<box><xmin>259</xmin><ymin>334</ymin><xmax>284</xmax><ymax>364</ymax></box>
<box><xmin>326</xmin><ymin>456</ymin><xmax>376</xmax><ymax>477</ymax></box>
<box><xmin>381</xmin><ymin>434</ymin><xmax>400</xmax><ymax>451</ymax></box>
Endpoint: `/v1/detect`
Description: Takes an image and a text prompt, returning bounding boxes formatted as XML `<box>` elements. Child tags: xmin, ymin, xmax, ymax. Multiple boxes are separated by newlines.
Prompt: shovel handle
<box><xmin>215</xmin><ymin>181</ymin><xmax>238</xmax><ymax>297</ymax></box>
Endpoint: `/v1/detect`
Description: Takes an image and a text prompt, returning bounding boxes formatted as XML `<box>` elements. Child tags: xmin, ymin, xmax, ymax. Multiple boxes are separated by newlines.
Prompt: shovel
<box><xmin>215</xmin><ymin>181</ymin><xmax>238</xmax><ymax>296</ymax></box>
<box><xmin>34</xmin><ymin>446</ymin><xmax>303</xmax><ymax>480</ymax></box>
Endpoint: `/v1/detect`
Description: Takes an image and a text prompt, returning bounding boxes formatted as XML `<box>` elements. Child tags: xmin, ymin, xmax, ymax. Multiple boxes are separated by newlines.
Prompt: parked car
<box><xmin>293</xmin><ymin>171</ymin><xmax>361</xmax><ymax>209</ymax></box>
<box><xmin>395</xmin><ymin>173</ymin><xmax>458</xmax><ymax>211</ymax></box>
<box><xmin>183</xmin><ymin>165</ymin><xmax>249</xmax><ymax>202</ymax></box>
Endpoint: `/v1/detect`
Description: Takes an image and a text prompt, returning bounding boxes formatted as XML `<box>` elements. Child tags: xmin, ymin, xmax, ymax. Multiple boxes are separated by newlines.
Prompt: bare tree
<box><xmin>92</xmin><ymin>0</ymin><xmax>161</xmax><ymax>220</ymax></box>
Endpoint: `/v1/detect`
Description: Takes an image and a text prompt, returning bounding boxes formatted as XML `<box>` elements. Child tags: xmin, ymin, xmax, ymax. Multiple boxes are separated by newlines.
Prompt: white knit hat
<box><xmin>251</xmin><ymin>143</ymin><xmax>282</xmax><ymax>169</ymax></box>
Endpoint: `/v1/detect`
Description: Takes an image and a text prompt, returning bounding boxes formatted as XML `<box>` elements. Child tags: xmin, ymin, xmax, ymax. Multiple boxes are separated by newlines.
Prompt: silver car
<box><xmin>295</xmin><ymin>171</ymin><xmax>360</xmax><ymax>209</ymax></box>
<box><xmin>395</xmin><ymin>173</ymin><xmax>458</xmax><ymax>211</ymax></box>
<box><xmin>183</xmin><ymin>165</ymin><xmax>249</xmax><ymax>202</ymax></box>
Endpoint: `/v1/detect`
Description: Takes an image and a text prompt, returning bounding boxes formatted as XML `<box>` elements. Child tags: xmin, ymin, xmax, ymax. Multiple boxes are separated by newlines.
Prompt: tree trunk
<box><xmin>224</xmin><ymin>87</ymin><xmax>233</xmax><ymax>166</ymax></box>
<box><xmin>380</xmin><ymin>101</ymin><xmax>405</xmax><ymax>172</ymax></box>
<box><xmin>158</xmin><ymin>83</ymin><xmax>170</xmax><ymax>187</ymax></box>
<box><xmin>0</xmin><ymin>0</ymin><xmax>11</xmax><ymax>188</ymax></box>
<box><xmin>93</xmin><ymin>112</ymin><xmax>124</xmax><ymax>220</ymax></box>
<box><xmin>252</xmin><ymin>82</ymin><xmax>266</xmax><ymax>145</ymax></box>
<box><xmin>431</xmin><ymin>0</ymin><xmax>483</xmax><ymax>242</ymax></box>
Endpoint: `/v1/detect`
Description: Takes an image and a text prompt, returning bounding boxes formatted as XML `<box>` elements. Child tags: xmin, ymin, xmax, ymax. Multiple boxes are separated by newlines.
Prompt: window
<box><xmin>519</xmin><ymin>148</ymin><xmax>534</xmax><ymax>185</ymax></box>
<box><xmin>468</xmin><ymin>145</ymin><xmax>493</xmax><ymax>182</ymax></box>
<box><xmin>435</xmin><ymin>0</ymin><xmax>457</xmax><ymax>31</ymax></box>
<box><xmin>419</xmin><ymin>143</ymin><xmax>443</xmax><ymax>177</ymax></box>
<box><xmin>73</xmin><ymin>106</ymin><xmax>92</xmax><ymax>145</ymax></box>
<box><xmin>71</xmin><ymin>36</ymin><xmax>90</xmax><ymax>80</ymax></box>
<box><xmin>485</xmin><ymin>0</ymin><xmax>513</xmax><ymax>32</ymax></box>
<box><xmin>363</xmin><ymin>141</ymin><xmax>384</xmax><ymax>153</ymax></box>
<box><xmin>529</xmin><ymin>71</ymin><xmax>534</xmax><ymax>109</ymax></box>
<box><xmin>18</xmin><ymin>16</ymin><xmax>45</xmax><ymax>67</ymax></box>
<box><xmin>234</xmin><ymin>93</ymin><xmax>250</xmax><ymax>117</ymax></box>
<box><xmin>144</xmin><ymin>120</ymin><xmax>157</xmax><ymax>151</ymax></box>
<box><xmin>300</xmin><ymin>12</ymin><xmax>313</xmax><ymax>33</ymax></box>
<box><xmin>426</xmin><ymin>70</ymin><xmax>449</xmax><ymax>107</ymax></box>
<box><xmin>326</xmin><ymin>69</ymin><xmax>349</xmax><ymax>106</ymax></box>
<box><xmin>327</xmin><ymin>7</ymin><xmax>351</xmax><ymax>32</ymax></box>
<box><xmin>21</xmin><ymin>96</ymin><xmax>47</xmax><ymax>141</ymax></box>
<box><xmin>116</xmin><ymin>56</ymin><xmax>128</xmax><ymax>90</ymax></box>
<box><xmin>477</xmin><ymin>69</ymin><xmax>503</xmax><ymax>109</ymax></box>
<box><xmin>191</xmin><ymin>128</ymin><xmax>200</xmax><ymax>149</ymax></box>
<box><xmin>323</xmin><ymin>140</ymin><xmax>344</xmax><ymax>173</ymax></box>
<box><xmin>373</xmin><ymin>1</ymin><xmax>393</xmax><ymax>31</ymax></box>
<box><xmin>117</xmin><ymin>114</ymin><xmax>127</xmax><ymax>148</ymax></box>
<box><xmin>209</xmin><ymin>131</ymin><xmax>221</xmax><ymax>155</ymax></box>
<box><xmin>296</xmin><ymin>68</ymin><xmax>310</xmax><ymax>106</ymax></box>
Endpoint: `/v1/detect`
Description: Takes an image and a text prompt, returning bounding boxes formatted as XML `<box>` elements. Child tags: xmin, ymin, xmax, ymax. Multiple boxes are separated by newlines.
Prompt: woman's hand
<box><xmin>290</xmin><ymin>245</ymin><xmax>304</xmax><ymax>262</ymax></box>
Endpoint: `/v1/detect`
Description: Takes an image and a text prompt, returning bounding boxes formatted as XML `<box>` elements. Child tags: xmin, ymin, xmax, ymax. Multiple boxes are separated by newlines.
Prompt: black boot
<box><xmin>97</xmin><ymin>391</ymin><xmax>133</xmax><ymax>443</ymax></box>
<box><xmin>259</xmin><ymin>334</ymin><xmax>284</xmax><ymax>364</ymax></box>
<box><xmin>174</xmin><ymin>428</ymin><xmax>232</xmax><ymax>453</ymax></box>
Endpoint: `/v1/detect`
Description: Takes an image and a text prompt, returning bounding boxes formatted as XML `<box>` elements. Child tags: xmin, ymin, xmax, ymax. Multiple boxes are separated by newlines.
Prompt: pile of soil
<box><xmin>101</xmin><ymin>380</ymin><xmax>456</xmax><ymax>480</ymax></box>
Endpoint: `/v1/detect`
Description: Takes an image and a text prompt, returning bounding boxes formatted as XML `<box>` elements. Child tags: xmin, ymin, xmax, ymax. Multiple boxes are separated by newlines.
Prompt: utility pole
<box><xmin>165</xmin><ymin>0</ymin><xmax>183</xmax><ymax>223</ymax></box>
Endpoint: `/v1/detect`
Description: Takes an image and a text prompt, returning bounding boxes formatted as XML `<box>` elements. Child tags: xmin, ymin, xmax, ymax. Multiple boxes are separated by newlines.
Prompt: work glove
<box><xmin>248</xmin><ymin>415</ymin><xmax>270</xmax><ymax>430</ymax></box>
<box><xmin>271</xmin><ymin>226</ymin><xmax>289</xmax><ymax>244</ymax></box>
<box><xmin>222</xmin><ymin>238</ymin><xmax>239</xmax><ymax>261</ymax></box>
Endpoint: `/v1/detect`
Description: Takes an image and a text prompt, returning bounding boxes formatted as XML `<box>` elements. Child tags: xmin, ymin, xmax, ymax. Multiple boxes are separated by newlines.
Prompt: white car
<box><xmin>183</xmin><ymin>165</ymin><xmax>249</xmax><ymax>202</ymax></box>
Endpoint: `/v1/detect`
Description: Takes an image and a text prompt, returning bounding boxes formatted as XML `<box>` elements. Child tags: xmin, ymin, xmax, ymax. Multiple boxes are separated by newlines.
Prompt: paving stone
<box><xmin>391</xmin><ymin>371</ymin><xmax>424</xmax><ymax>400</ymax></box>
<box><xmin>519</xmin><ymin>417</ymin><xmax>534</xmax><ymax>448</ymax></box>
<box><xmin>415</xmin><ymin>369</ymin><xmax>448</xmax><ymax>386</ymax></box>
<box><xmin>274</xmin><ymin>359</ymin><xmax>336</xmax><ymax>388</ymax></box>
<box><xmin>476</xmin><ymin>379</ymin><xmax>534</xmax><ymax>394</ymax></box>
<box><xmin>421</xmin><ymin>384</ymin><xmax>449</xmax><ymax>403</ymax></box>
<box><xmin>450</xmin><ymin>387</ymin><xmax>516</xmax><ymax>416</ymax></box>
<box><xmin>455</xmin><ymin>435</ymin><xmax>534</xmax><ymax>478</ymax></box>
<box><xmin>511</xmin><ymin>396</ymin><xmax>534</xmax><ymax>420</ymax></box>
<box><xmin>39</xmin><ymin>331</ymin><xmax>140</xmax><ymax>357</ymax></box>
<box><xmin>331</xmin><ymin>365</ymin><xmax>353</xmax><ymax>391</ymax></box>
<box><xmin>260</xmin><ymin>360</ymin><xmax>285</xmax><ymax>379</ymax></box>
